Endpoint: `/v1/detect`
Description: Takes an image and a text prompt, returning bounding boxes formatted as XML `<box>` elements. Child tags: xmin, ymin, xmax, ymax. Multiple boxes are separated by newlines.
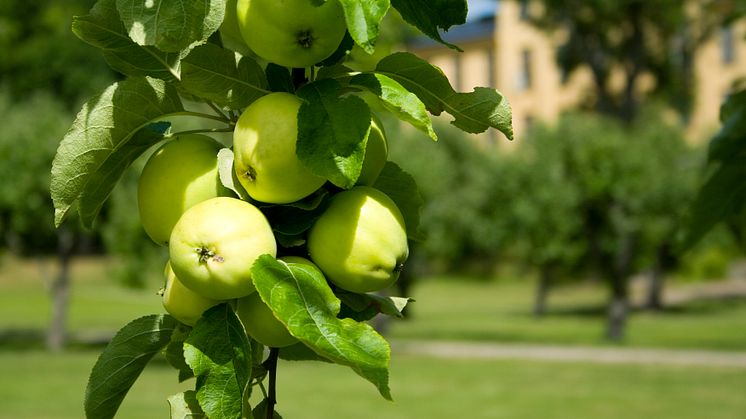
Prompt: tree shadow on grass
<box><xmin>0</xmin><ymin>328</ymin><xmax>112</xmax><ymax>351</ymax></box>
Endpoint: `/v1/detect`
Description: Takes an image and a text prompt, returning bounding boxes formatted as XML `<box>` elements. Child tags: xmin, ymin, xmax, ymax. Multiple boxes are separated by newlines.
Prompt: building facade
<box><xmin>407</xmin><ymin>0</ymin><xmax>746</xmax><ymax>143</ymax></box>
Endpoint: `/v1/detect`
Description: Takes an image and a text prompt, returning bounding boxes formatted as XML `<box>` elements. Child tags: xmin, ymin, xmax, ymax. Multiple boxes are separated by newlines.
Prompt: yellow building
<box><xmin>407</xmin><ymin>0</ymin><xmax>746</xmax><ymax>143</ymax></box>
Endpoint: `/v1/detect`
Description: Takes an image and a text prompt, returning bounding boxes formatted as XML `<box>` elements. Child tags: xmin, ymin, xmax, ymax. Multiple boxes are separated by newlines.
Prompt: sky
<box><xmin>467</xmin><ymin>0</ymin><xmax>499</xmax><ymax>21</ymax></box>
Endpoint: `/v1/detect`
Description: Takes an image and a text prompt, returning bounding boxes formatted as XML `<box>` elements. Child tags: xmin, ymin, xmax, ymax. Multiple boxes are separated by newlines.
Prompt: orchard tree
<box><xmin>0</xmin><ymin>0</ymin><xmax>115</xmax><ymax>105</ymax></box>
<box><xmin>49</xmin><ymin>1</ymin><xmax>513</xmax><ymax>418</ymax></box>
<box><xmin>510</xmin><ymin>125</ymin><xmax>586</xmax><ymax>317</ymax></box>
<box><xmin>0</xmin><ymin>0</ymin><xmax>130</xmax><ymax>352</ymax></box>
<box><xmin>533</xmin><ymin>0</ymin><xmax>741</xmax><ymax>123</ymax></box>
<box><xmin>523</xmin><ymin>111</ymin><xmax>697</xmax><ymax>339</ymax></box>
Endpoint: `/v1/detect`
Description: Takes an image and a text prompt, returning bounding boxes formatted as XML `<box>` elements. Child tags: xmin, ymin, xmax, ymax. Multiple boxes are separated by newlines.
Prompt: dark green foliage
<box><xmin>0</xmin><ymin>91</ymin><xmax>72</xmax><ymax>253</ymax></box>
<box><xmin>686</xmin><ymin>89</ymin><xmax>746</xmax><ymax>249</ymax></box>
<box><xmin>0</xmin><ymin>0</ymin><xmax>116</xmax><ymax>105</ymax></box>
<box><xmin>390</xmin><ymin>109</ymin><xmax>701</xmax><ymax>286</ymax></box>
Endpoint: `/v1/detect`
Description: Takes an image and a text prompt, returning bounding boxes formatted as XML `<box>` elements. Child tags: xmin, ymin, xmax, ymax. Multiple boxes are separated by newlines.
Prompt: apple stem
<box><xmin>265</xmin><ymin>347</ymin><xmax>280</xmax><ymax>419</ymax></box>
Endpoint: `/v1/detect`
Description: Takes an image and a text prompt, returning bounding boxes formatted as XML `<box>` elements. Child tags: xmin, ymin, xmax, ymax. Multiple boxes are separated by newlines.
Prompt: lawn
<box><xmin>2</xmin><ymin>256</ymin><xmax>745</xmax><ymax>351</ymax></box>
<box><xmin>1</xmin><ymin>256</ymin><xmax>745</xmax><ymax>418</ymax></box>
<box><xmin>388</xmin><ymin>276</ymin><xmax>746</xmax><ymax>351</ymax></box>
<box><xmin>0</xmin><ymin>350</ymin><xmax>743</xmax><ymax>419</ymax></box>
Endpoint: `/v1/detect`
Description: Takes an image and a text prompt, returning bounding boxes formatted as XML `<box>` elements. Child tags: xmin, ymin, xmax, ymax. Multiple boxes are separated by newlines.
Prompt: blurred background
<box><xmin>1</xmin><ymin>0</ymin><xmax>746</xmax><ymax>418</ymax></box>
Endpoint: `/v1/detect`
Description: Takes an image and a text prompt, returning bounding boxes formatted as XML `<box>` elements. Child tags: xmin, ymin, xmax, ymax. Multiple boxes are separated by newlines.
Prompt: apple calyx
<box><xmin>244</xmin><ymin>166</ymin><xmax>257</xmax><ymax>183</ymax></box>
<box><xmin>297</xmin><ymin>30</ymin><xmax>315</xmax><ymax>49</ymax></box>
<box><xmin>196</xmin><ymin>247</ymin><xmax>224</xmax><ymax>263</ymax></box>
<box><xmin>394</xmin><ymin>262</ymin><xmax>405</xmax><ymax>273</ymax></box>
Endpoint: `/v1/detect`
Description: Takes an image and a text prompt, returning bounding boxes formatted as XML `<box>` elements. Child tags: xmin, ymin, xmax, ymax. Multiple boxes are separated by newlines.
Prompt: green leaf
<box><xmin>265</xmin><ymin>64</ymin><xmax>294</xmax><ymax>93</ymax></box>
<box><xmin>184</xmin><ymin>304</ymin><xmax>253</xmax><ymax>419</ymax></box>
<box><xmin>73</xmin><ymin>0</ymin><xmax>183</xmax><ymax>81</ymax></box>
<box><xmin>350</xmin><ymin>73</ymin><xmax>436</xmax><ymax>140</ymax></box>
<box><xmin>168</xmin><ymin>391</ymin><xmax>206</xmax><ymax>418</ymax></box>
<box><xmin>79</xmin><ymin>122</ymin><xmax>169</xmax><ymax>228</ymax></box>
<box><xmin>683</xmin><ymin>161</ymin><xmax>746</xmax><ymax>250</ymax></box>
<box><xmin>709</xmin><ymin>90</ymin><xmax>746</xmax><ymax>162</ymax></box>
<box><xmin>85</xmin><ymin>314</ymin><xmax>178</xmax><ymax>419</ymax></box>
<box><xmin>278</xmin><ymin>342</ymin><xmax>333</xmax><ymax>363</ymax></box>
<box><xmin>252</xmin><ymin>255</ymin><xmax>392</xmax><ymax>400</ymax></box>
<box><xmin>263</xmin><ymin>193</ymin><xmax>331</xmax><ymax>236</ymax></box>
<box><xmin>116</xmin><ymin>0</ymin><xmax>225</xmax><ymax>52</ymax></box>
<box><xmin>252</xmin><ymin>400</ymin><xmax>283</xmax><ymax>419</ymax></box>
<box><xmin>217</xmin><ymin>148</ymin><xmax>252</xmax><ymax>201</ymax></box>
<box><xmin>338</xmin><ymin>0</ymin><xmax>390</xmax><ymax>54</ymax></box>
<box><xmin>316</xmin><ymin>31</ymin><xmax>355</xmax><ymax>67</ymax></box>
<box><xmin>51</xmin><ymin>76</ymin><xmax>183</xmax><ymax>228</ymax></box>
<box><xmin>164</xmin><ymin>323</ymin><xmax>195</xmax><ymax>382</ymax></box>
<box><xmin>338</xmin><ymin>292</ymin><xmax>412</xmax><ymax>321</ymax></box>
<box><xmin>296</xmin><ymin>79</ymin><xmax>371</xmax><ymax>189</ymax></box>
<box><xmin>375</xmin><ymin>52</ymin><xmax>513</xmax><ymax>139</ymax></box>
<box><xmin>391</xmin><ymin>0</ymin><xmax>467</xmax><ymax>51</ymax></box>
<box><xmin>181</xmin><ymin>44</ymin><xmax>268</xmax><ymax>108</ymax></box>
<box><xmin>373</xmin><ymin>162</ymin><xmax>424</xmax><ymax>240</ymax></box>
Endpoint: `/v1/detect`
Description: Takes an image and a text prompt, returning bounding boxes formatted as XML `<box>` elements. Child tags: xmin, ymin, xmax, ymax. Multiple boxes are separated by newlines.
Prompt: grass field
<box><xmin>1</xmin><ymin>350</ymin><xmax>744</xmax><ymax>419</ymax></box>
<box><xmin>388</xmin><ymin>276</ymin><xmax>746</xmax><ymax>350</ymax></box>
<box><xmin>1</xmin><ymin>256</ymin><xmax>745</xmax><ymax>418</ymax></box>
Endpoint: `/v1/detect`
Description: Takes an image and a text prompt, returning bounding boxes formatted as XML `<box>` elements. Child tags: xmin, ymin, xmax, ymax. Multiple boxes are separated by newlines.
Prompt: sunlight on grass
<box><xmin>0</xmin><ymin>351</ymin><xmax>743</xmax><ymax>419</ymax></box>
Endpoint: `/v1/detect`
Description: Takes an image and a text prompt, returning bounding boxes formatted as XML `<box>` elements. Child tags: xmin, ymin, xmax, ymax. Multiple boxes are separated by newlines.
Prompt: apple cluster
<box><xmin>138</xmin><ymin>94</ymin><xmax>408</xmax><ymax>348</ymax></box>
<box><xmin>133</xmin><ymin>0</ymin><xmax>411</xmax><ymax>349</ymax></box>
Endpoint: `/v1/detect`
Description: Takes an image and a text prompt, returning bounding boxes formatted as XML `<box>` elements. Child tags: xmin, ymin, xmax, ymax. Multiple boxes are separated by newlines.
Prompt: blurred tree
<box><xmin>511</xmin><ymin>126</ymin><xmax>586</xmax><ymax>316</ymax></box>
<box><xmin>534</xmin><ymin>0</ymin><xmax>742</xmax><ymax>123</ymax></box>
<box><xmin>0</xmin><ymin>0</ymin><xmax>115</xmax><ymax>105</ymax></box>
<box><xmin>389</xmin><ymin>121</ymin><xmax>516</xmax><ymax>274</ymax></box>
<box><xmin>0</xmin><ymin>0</ymin><xmax>138</xmax><ymax>351</ymax></box>
<box><xmin>0</xmin><ymin>90</ymin><xmax>91</xmax><ymax>351</ymax></box>
<box><xmin>523</xmin><ymin>111</ymin><xmax>700</xmax><ymax>339</ymax></box>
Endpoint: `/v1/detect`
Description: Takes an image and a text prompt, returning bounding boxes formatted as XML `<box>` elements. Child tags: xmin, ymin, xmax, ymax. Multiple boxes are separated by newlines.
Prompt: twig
<box><xmin>264</xmin><ymin>347</ymin><xmax>280</xmax><ymax>419</ymax></box>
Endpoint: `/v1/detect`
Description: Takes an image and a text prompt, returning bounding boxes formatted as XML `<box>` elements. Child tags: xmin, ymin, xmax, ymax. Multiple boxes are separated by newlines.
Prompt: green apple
<box><xmin>308</xmin><ymin>186</ymin><xmax>408</xmax><ymax>293</ymax></box>
<box><xmin>169</xmin><ymin>197</ymin><xmax>277</xmax><ymax>300</ymax></box>
<box><xmin>233</xmin><ymin>92</ymin><xmax>326</xmax><ymax>204</ymax></box>
<box><xmin>236</xmin><ymin>291</ymin><xmax>297</xmax><ymax>348</ymax></box>
<box><xmin>161</xmin><ymin>262</ymin><xmax>221</xmax><ymax>326</ymax></box>
<box><xmin>356</xmin><ymin>116</ymin><xmax>388</xmax><ymax>186</ymax></box>
<box><xmin>236</xmin><ymin>0</ymin><xmax>347</xmax><ymax>68</ymax></box>
<box><xmin>138</xmin><ymin>134</ymin><xmax>229</xmax><ymax>246</ymax></box>
<box><xmin>220</xmin><ymin>0</ymin><xmax>242</xmax><ymax>42</ymax></box>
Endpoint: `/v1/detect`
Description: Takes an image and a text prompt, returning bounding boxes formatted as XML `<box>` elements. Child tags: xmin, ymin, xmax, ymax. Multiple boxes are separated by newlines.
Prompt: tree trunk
<box><xmin>606</xmin><ymin>290</ymin><xmax>628</xmax><ymax>341</ymax></box>
<box><xmin>645</xmin><ymin>246</ymin><xmax>666</xmax><ymax>311</ymax></box>
<box><xmin>606</xmin><ymin>230</ymin><xmax>634</xmax><ymax>341</ymax></box>
<box><xmin>46</xmin><ymin>227</ymin><xmax>75</xmax><ymax>352</ymax></box>
<box><xmin>533</xmin><ymin>265</ymin><xmax>552</xmax><ymax>317</ymax></box>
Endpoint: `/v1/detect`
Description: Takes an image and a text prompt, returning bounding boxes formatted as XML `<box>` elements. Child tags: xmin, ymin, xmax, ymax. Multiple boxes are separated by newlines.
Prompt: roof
<box><xmin>405</xmin><ymin>0</ymin><xmax>498</xmax><ymax>49</ymax></box>
<box><xmin>405</xmin><ymin>16</ymin><xmax>496</xmax><ymax>50</ymax></box>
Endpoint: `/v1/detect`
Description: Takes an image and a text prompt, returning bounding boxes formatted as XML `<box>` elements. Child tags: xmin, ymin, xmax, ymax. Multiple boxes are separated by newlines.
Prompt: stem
<box><xmin>172</xmin><ymin>110</ymin><xmax>231</xmax><ymax>123</ymax></box>
<box><xmin>206</xmin><ymin>101</ymin><xmax>230</xmax><ymax>120</ymax></box>
<box><xmin>258</xmin><ymin>381</ymin><xmax>268</xmax><ymax>398</ymax></box>
<box><xmin>264</xmin><ymin>347</ymin><xmax>279</xmax><ymax>419</ymax></box>
<box><xmin>166</xmin><ymin>127</ymin><xmax>234</xmax><ymax>138</ymax></box>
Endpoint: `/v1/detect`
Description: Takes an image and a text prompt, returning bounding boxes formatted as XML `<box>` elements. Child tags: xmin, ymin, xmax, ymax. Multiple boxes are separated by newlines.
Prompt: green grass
<box><xmin>0</xmin><ymin>350</ymin><xmax>744</xmax><ymax>419</ymax></box>
<box><xmin>388</xmin><ymin>276</ymin><xmax>746</xmax><ymax>350</ymax></box>
<box><xmin>1</xmin><ymin>257</ymin><xmax>745</xmax><ymax>351</ymax></box>
<box><xmin>1</xmin><ymin>256</ymin><xmax>746</xmax><ymax>418</ymax></box>
<box><xmin>0</xmin><ymin>256</ymin><xmax>164</xmax><ymax>343</ymax></box>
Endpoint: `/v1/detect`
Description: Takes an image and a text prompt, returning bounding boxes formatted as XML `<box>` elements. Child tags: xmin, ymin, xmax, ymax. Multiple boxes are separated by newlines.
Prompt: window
<box><xmin>721</xmin><ymin>25</ymin><xmax>736</xmax><ymax>65</ymax></box>
<box><xmin>519</xmin><ymin>0</ymin><xmax>530</xmax><ymax>21</ymax></box>
<box><xmin>517</xmin><ymin>48</ymin><xmax>533</xmax><ymax>90</ymax></box>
